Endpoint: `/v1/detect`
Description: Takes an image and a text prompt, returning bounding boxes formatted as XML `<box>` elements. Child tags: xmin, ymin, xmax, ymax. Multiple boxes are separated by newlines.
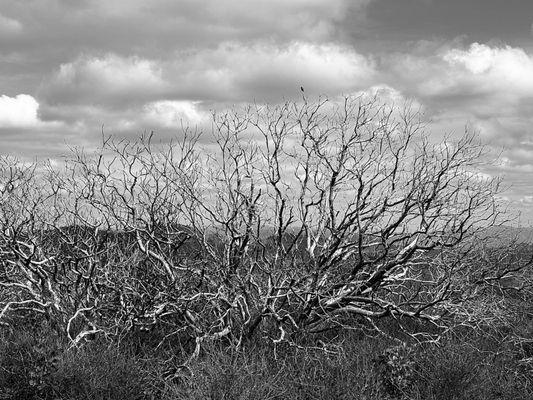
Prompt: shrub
<box><xmin>0</xmin><ymin>324</ymin><xmax>63</xmax><ymax>399</ymax></box>
<box><xmin>48</xmin><ymin>341</ymin><xmax>152</xmax><ymax>400</ymax></box>
<box><xmin>374</xmin><ymin>343</ymin><xmax>416</xmax><ymax>399</ymax></box>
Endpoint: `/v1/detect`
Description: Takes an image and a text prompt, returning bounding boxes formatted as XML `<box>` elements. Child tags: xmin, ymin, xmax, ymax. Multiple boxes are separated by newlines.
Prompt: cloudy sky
<box><xmin>1</xmin><ymin>0</ymin><xmax>533</xmax><ymax>219</ymax></box>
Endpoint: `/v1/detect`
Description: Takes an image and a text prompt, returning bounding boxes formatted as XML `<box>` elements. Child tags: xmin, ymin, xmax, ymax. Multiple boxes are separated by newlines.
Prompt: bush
<box><xmin>48</xmin><ymin>342</ymin><xmax>152</xmax><ymax>400</ymax></box>
<box><xmin>0</xmin><ymin>326</ymin><xmax>154</xmax><ymax>400</ymax></box>
<box><xmin>161</xmin><ymin>337</ymin><xmax>391</xmax><ymax>400</ymax></box>
<box><xmin>413</xmin><ymin>339</ymin><xmax>533</xmax><ymax>400</ymax></box>
<box><xmin>0</xmin><ymin>324</ymin><xmax>63</xmax><ymax>399</ymax></box>
<box><xmin>1</xmin><ymin>324</ymin><xmax>532</xmax><ymax>400</ymax></box>
<box><xmin>374</xmin><ymin>343</ymin><xmax>416</xmax><ymax>398</ymax></box>
<box><xmin>158</xmin><ymin>344</ymin><xmax>283</xmax><ymax>400</ymax></box>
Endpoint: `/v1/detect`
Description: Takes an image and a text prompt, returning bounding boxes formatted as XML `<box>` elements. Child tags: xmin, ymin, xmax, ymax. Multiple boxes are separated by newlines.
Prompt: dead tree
<box><xmin>0</xmin><ymin>95</ymin><xmax>528</xmax><ymax>353</ymax></box>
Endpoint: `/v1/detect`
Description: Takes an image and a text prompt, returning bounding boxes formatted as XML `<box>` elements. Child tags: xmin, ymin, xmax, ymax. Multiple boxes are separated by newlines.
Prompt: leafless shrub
<box><xmin>0</xmin><ymin>95</ymin><xmax>529</xmax><ymax>357</ymax></box>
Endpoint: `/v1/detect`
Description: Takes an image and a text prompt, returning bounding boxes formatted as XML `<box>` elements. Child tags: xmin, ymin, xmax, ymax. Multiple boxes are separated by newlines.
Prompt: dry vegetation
<box><xmin>1</xmin><ymin>95</ymin><xmax>532</xmax><ymax>399</ymax></box>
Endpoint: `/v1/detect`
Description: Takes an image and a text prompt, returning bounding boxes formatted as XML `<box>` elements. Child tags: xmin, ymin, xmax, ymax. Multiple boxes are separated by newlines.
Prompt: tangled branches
<box><xmin>0</xmin><ymin>96</ymin><xmax>529</xmax><ymax>356</ymax></box>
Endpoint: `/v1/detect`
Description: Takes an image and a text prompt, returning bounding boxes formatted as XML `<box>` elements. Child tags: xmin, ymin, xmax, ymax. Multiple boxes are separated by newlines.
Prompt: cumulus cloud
<box><xmin>41</xmin><ymin>54</ymin><xmax>164</xmax><ymax>108</ymax></box>
<box><xmin>0</xmin><ymin>0</ymin><xmax>367</xmax><ymax>62</ymax></box>
<box><xmin>38</xmin><ymin>41</ymin><xmax>375</xmax><ymax>128</ymax></box>
<box><xmin>386</xmin><ymin>43</ymin><xmax>533</xmax><ymax>110</ymax></box>
<box><xmin>435</xmin><ymin>44</ymin><xmax>533</xmax><ymax>138</ymax></box>
<box><xmin>163</xmin><ymin>41</ymin><xmax>375</xmax><ymax>101</ymax></box>
<box><xmin>372</xmin><ymin>41</ymin><xmax>533</xmax><ymax>218</ymax></box>
<box><xmin>351</xmin><ymin>84</ymin><xmax>422</xmax><ymax>110</ymax></box>
<box><xmin>442</xmin><ymin>43</ymin><xmax>533</xmax><ymax>96</ymax></box>
<box><xmin>0</xmin><ymin>94</ymin><xmax>40</xmax><ymax>128</ymax></box>
<box><xmin>378</xmin><ymin>43</ymin><xmax>533</xmax><ymax>148</ymax></box>
<box><xmin>2</xmin><ymin>1</ymin><xmax>533</xmax><ymax>218</ymax></box>
<box><xmin>0</xmin><ymin>94</ymin><xmax>67</xmax><ymax>159</ymax></box>
<box><xmin>143</xmin><ymin>101</ymin><xmax>209</xmax><ymax>127</ymax></box>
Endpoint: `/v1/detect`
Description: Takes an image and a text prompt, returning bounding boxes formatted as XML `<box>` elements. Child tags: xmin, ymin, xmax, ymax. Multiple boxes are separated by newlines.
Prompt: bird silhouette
<box><xmin>300</xmin><ymin>86</ymin><xmax>305</xmax><ymax>92</ymax></box>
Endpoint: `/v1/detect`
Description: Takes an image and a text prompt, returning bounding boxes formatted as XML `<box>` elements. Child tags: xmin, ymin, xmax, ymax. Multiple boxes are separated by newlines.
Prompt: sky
<box><xmin>1</xmin><ymin>0</ymin><xmax>533</xmax><ymax>220</ymax></box>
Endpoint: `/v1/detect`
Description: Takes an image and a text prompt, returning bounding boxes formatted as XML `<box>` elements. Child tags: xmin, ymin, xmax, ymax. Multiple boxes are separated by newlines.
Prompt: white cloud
<box><xmin>374</xmin><ymin>42</ymin><xmax>533</xmax><ymax>221</ymax></box>
<box><xmin>66</xmin><ymin>54</ymin><xmax>162</xmax><ymax>89</ymax></box>
<box><xmin>0</xmin><ymin>94</ymin><xmax>40</xmax><ymax>127</ymax></box>
<box><xmin>385</xmin><ymin>42</ymin><xmax>533</xmax><ymax>107</ymax></box>
<box><xmin>166</xmin><ymin>41</ymin><xmax>375</xmax><ymax>101</ymax></box>
<box><xmin>40</xmin><ymin>41</ymin><xmax>375</xmax><ymax>111</ymax></box>
<box><xmin>43</xmin><ymin>54</ymin><xmax>164</xmax><ymax>106</ymax></box>
<box><xmin>352</xmin><ymin>84</ymin><xmax>422</xmax><ymax>109</ymax></box>
<box><xmin>442</xmin><ymin>43</ymin><xmax>533</xmax><ymax>94</ymax></box>
<box><xmin>380</xmin><ymin>42</ymin><xmax>533</xmax><ymax>148</ymax></box>
<box><xmin>143</xmin><ymin>100</ymin><xmax>208</xmax><ymax>127</ymax></box>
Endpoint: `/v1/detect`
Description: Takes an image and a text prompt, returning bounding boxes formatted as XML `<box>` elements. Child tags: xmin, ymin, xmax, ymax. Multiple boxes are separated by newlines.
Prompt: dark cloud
<box><xmin>363</xmin><ymin>0</ymin><xmax>533</xmax><ymax>46</ymax></box>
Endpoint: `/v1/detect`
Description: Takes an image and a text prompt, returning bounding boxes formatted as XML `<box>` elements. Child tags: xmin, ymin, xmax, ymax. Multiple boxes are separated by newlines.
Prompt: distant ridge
<box><xmin>478</xmin><ymin>225</ymin><xmax>533</xmax><ymax>245</ymax></box>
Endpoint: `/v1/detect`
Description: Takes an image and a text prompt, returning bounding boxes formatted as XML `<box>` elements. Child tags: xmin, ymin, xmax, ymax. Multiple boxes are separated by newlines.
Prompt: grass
<box><xmin>0</xmin><ymin>323</ymin><xmax>531</xmax><ymax>400</ymax></box>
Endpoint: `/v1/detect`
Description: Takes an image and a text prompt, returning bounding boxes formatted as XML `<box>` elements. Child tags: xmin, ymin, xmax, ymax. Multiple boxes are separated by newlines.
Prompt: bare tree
<box><xmin>177</xmin><ymin>96</ymin><xmax>510</xmax><ymax>349</ymax></box>
<box><xmin>0</xmin><ymin>95</ymin><xmax>528</xmax><ymax>355</ymax></box>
